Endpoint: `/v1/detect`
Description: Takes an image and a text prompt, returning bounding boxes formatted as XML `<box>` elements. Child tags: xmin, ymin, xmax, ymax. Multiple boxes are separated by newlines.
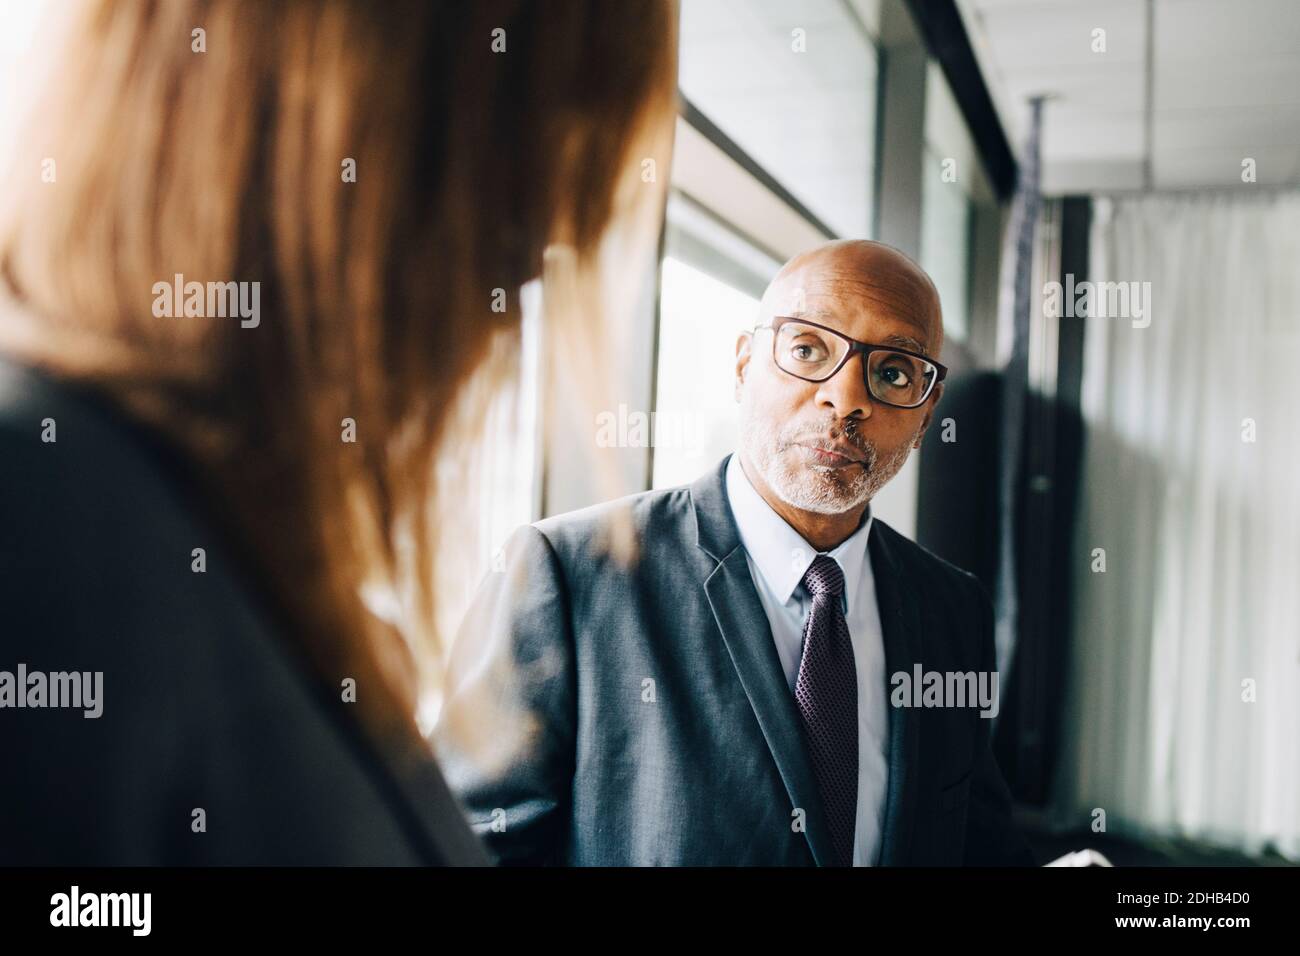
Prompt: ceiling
<box><xmin>956</xmin><ymin>0</ymin><xmax>1300</xmax><ymax>194</ymax></box>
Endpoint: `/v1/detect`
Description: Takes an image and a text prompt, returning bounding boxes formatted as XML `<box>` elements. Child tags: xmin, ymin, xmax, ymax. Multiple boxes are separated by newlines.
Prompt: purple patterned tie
<box><xmin>794</xmin><ymin>555</ymin><xmax>858</xmax><ymax>867</ymax></box>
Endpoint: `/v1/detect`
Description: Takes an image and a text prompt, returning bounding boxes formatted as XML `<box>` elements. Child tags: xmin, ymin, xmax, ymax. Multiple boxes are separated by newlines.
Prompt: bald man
<box><xmin>436</xmin><ymin>240</ymin><xmax>1034</xmax><ymax>866</ymax></box>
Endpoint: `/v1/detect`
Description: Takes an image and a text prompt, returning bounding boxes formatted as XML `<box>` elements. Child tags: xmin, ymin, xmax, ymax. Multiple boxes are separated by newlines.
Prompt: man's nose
<box><xmin>813</xmin><ymin>352</ymin><xmax>873</xmax><ymax>420</ymax></box>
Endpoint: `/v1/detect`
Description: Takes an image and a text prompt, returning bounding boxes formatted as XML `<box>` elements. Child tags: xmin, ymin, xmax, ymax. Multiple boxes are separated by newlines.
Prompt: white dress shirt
<box><xmin>724</xmin><ymin>453</ymin><xmax>890</xmax><ymax>865</ymax></box>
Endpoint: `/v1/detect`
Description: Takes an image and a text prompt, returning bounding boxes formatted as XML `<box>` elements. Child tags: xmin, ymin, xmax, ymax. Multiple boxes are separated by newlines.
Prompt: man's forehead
<box><xmin>760</xmin><ymin>241</ymin><xmax>944</xmax><ymax>351</ymax></box>
<box><xmin>764</xmin><ymin>282</ymin><xmax>939</xmax><ymax>352</ymax></box>
<box><xmin>795</xmin><ymin>306</ymin><xmax>930</xmax><ymax>353</ymax></box>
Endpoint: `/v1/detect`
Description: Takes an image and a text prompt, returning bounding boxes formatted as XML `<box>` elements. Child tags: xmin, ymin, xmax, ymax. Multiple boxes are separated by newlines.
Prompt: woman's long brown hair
<box><xmin>0</xmin><ymin>0</ymin><xmax>677</xmax><ymax>748</ymax></box>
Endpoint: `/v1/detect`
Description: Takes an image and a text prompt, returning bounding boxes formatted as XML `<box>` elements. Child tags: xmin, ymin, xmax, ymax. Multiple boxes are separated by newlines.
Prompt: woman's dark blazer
<box><xmin>0</xmin><ymin>356</ymin><xmax>488</xmax><ymax>865</ymax></box>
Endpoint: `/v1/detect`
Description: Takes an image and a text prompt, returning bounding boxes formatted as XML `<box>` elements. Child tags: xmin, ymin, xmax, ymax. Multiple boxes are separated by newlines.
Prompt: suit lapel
<box><xmin>703</xmin><ymin>551</ymin><xmax>838</xmax><ymax>865</ymax></box>
<box><xmin>870</xmin><ymin>523</ymin><xmax>923</xmax><ymax>866</ymax></box>
<box><xmin>691</xmin><ymin>457</ymin><xmax>837</xmax><ymax>865</ymax></box>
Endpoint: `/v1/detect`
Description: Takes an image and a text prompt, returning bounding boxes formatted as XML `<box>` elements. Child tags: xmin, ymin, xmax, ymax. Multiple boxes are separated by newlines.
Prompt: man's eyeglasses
<box><xmin>752</xmin><ymin>316</ymin><xmax>947</xmax><ymax>409</ymax></box>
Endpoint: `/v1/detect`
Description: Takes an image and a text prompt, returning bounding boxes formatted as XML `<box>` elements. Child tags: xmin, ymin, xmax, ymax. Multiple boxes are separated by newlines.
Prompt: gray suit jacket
<box><xmin>436</xmin><ymin>454</ymin><xmax>1034</xmax><ymax>866</ymax></box>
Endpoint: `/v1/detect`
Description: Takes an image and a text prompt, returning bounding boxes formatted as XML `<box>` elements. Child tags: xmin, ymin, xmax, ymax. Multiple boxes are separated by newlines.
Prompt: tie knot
<box><xmin>802</xmin><ymin>555</ymin><xmax>845</xmax><ymax>598</ymax></box>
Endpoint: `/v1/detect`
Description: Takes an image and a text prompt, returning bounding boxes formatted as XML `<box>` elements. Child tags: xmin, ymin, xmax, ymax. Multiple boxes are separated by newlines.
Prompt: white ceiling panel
<box><xmin>956</xmin><ymin>0</ymin><xmax>1300</xmax><ymax>193</ymax></box>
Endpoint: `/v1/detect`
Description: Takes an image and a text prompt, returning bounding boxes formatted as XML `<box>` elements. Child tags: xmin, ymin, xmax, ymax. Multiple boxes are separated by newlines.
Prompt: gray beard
<box><xmin>739</xmin><ymin>410</ymin><xmax>920</xmax><ymax>516</ymax></box>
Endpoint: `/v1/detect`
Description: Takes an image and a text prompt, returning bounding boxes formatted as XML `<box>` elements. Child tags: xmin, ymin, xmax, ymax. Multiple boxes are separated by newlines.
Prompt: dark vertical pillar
<box><xmin>990</xmin><ymin>196</ymin><xmax>1091</xmax><ymax>805</ymax></box>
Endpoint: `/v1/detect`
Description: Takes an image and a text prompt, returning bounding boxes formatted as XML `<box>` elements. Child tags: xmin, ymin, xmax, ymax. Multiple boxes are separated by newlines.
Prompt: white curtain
<box><xmin>1051</xmin><ymin>191</ymin><xmax>1300</xmax><ymax>861</ymax></box>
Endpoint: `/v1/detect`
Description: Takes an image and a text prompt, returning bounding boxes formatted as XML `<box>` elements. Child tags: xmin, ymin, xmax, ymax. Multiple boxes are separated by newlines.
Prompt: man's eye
<box><xmin>789</xmin><ymin>341</ymin><xmax>829</xmax><ymax>363</ymax></box>
<box><xmin>877</xmin><ymin>365</ymin><xmax>911</xmax><ymax>388</ymax></box>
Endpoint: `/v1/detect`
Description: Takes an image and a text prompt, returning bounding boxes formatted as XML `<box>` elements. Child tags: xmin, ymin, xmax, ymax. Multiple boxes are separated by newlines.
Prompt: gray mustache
<box><xmin>782</xmin><ymin>421</ymin><xmax>878</xmax><ymax>466</ymax></box>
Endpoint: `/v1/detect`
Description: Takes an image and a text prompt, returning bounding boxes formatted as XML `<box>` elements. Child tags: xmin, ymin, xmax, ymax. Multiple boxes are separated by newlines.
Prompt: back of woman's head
<box><xmin>0</xmin><ymin>0</ymin><xmax>678</xmax><ymax>742</ymax></box>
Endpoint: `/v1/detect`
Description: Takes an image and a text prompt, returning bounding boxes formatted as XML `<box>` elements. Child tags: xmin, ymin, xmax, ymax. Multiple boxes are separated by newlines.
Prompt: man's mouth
<box><xmin>794</xmin><ymin>440</ymin><xmax>866</xmax><ymax>468</ymax></box>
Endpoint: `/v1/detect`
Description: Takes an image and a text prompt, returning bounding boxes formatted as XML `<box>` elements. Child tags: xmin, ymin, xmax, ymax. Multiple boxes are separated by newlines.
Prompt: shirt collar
<box><xmin>724</xmin><ymin>453</ymin><xmax>874</xmax><ymax>613</ymax></box>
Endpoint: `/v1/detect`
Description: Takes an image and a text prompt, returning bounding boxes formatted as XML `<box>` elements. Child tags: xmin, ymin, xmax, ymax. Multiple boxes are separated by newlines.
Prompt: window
<box><xmin>920</xmin><ymin>61</ymin><xmax>990</xmax><ymax>344</ymax></box>
<box><xmin>677</xmin><ymin>0</ymin><xmax>880</xmax><ymax>239</ymax></box>
<box><xmin>920</xmin><ymin>147</ymin><xmax>973</xmax><ymax>342</ymax></box>
<box><xmin>652</xmin><ymin>194</ymin><xmax>780</xmax><ymax>488</ymax></box>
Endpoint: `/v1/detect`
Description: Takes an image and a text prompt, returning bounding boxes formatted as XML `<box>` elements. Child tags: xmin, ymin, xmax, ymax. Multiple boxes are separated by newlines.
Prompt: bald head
<box><xmin>761</xmin><ymin>239</ymin><xmax>944</xmax><ymax>357</ymax></box>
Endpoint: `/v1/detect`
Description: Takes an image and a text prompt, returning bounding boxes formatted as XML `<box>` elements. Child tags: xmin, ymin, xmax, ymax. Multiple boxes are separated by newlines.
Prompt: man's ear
<box><xmin>734</xmin><ymin>332</ymin><xmax>753</xmax><ymax>402</ymax></box>
<box><xmin>913</xmin><ymin>382</ymin><xmax>944</xmax><ymax>448</ymax></box>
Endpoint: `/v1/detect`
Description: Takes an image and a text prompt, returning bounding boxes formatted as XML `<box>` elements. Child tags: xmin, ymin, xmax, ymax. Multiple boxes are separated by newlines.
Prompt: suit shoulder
<box><xmin>531</xmin><ymin>482</ymin><xmax>694</xmax><ymax>556</ymax></box>
<box><xmin>873</xmin><ymin>518</ymin><xmax>989</xmax><ymax>608</ymax></box>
